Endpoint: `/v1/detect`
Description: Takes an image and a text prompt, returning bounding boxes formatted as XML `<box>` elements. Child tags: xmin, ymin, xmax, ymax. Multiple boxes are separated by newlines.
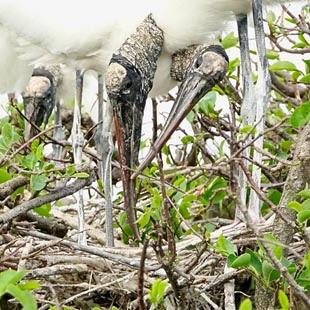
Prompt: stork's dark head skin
<box><xmin>22</xmin><ymin>68</ymin><xmax>56</xmax><ymax>140</ymax></box>
<box><xmin>132</xmin><ymin>45</ymin><xmax>229</xmax><ymax>179</ymax></box>
<box><xmin>106</xmin><ymin>56</ymin><xmax>147</xmax><ymax>168</ymax></box>
<box><xmin>106</xmin><ymin>55</ymin><xmax>148</xmax><ymax>240</ymax></box>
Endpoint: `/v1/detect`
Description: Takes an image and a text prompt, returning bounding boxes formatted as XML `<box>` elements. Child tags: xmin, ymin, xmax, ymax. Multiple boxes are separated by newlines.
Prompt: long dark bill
<box><xmin>106</xmin><ymin>14</ymin><xmax>164</xmax><ymax>241</ymax></box>
<box><xmin>132</xmin><ymin>45</ymin><xmax>229</xmax><ymax>179</ymax></box>
<box><xmin>108</xmin><ymin>58</ymin><xmax>147</xmax><ymax>240</ymax></box>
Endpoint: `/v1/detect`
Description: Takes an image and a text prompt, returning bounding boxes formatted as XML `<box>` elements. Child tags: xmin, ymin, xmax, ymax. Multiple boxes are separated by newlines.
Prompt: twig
<box><xmin>60</xmin><ymin>272</ymin><xmax>136</xmax><ymax>306</ymax></box>
<box><xmin>0</xmin><ymin>168</ymin><xmax>96</xmax><ymax>224</ymax></box>
<box><xmin>16</xmin><ymin>229</ymin><xmax>160</xmax><ymax>271</ymax></box>
<box><xmin>0</xmin><ymin>125</ymin><xmax>59</xmax><ymax>166</ymax></box>
<box><xmin>138</xmin><ymin>239</ymin><xmax>149</xmax><ymax>310</ymax></box>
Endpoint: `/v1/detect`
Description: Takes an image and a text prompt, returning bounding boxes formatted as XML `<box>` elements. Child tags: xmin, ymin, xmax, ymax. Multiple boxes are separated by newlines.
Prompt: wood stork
<box><xmin>105</xmin><ymin>0</ymin><xmax>303</xmax><ymax>238</ymax></box>
<box><xmin>0</xmin><ymin>0</ymin><xmax>302</xmax><ymax>244</ymax></box>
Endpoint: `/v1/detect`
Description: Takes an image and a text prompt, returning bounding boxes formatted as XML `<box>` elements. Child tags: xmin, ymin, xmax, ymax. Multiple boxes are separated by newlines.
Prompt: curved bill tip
<box><xmin>131</xmin><ymin>45</ymin><xmax>228</xmax><ymax>180</ymax></box>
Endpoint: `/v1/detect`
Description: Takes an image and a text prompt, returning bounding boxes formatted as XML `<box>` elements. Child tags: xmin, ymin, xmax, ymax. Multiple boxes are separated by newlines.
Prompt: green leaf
<box><xmin>230</xmin><ymin>253</ymin><xmax>251</xmax><ymax>268</ymax></box>
<box><xmin>66</xmin><ymin>165</ymin><xmax>76</xmax><ymax>176</ymax></box>
<box><xmin>297</xmin><ymin>269</ymin><xmax>310</xmax><ymax>290</ymax></box>
<box><xmin>72</xmin><ymin>172</ymin><xmax>90</xmax><ymax>178</ymax></box>
<box><xmin>239</xmin><ymin>298</ymin><xmax>252</xmax><ymax>310</ymax></box>
<box><xmin>302</xmin><ymin>251</ymin><xmax>310</xmax><ymax>270</ymax></box>
<box><xmin>278</xmin><ymin>290</ymin><xmax>289</xmax><ymax>310</ymax></box>
<box><xmin>265</xmin><ymin>233</ymin><xmax>283</xmax><ymax>260</ymax></box>
<box><xmin>34</xmin><ymin>203</ymin><xmax>51</xmax><ymax>217</ymax></box>
<box><xmin>292</xmin><ymin>71</ymin><xmax>302</xmax><ymax>82</ymax></box>
<box><xmin>240</xmin><ymin>125</ymin><xmax>255</xmax><ymax>135</ymax></box>
<box><xmin>151</xmin><ymin>188</ymin><xmax>162</xmax><ymax>210</ymax></box>
<box><xmin>181</xmin><ymin>135</ymin><xmax>194</xmax><ymax>145</ymax></box>
<box><xmin>205</xmin><ymin>223</ymin><xmax>216</xmax><ymax>233</ymax></box>
<box><xmin>6</xmin><ymin>283</ymin><xmax>37</xmax><ymax>310</ymax></box>
<box><xmin>22</xmin><ymin>154</ymin><xmax>37</xmax><ymax>170</ymax></box>
<box><xmin>18</xmin><ymin>280</ymin><xmax>40</xmax><ymax>291</ymax></box>
<box><xmin>290</xmin><ymin>101</ymin><xmax>310</xmax><ymax>128</ymax></box>
<box><xmin>179</xmin><ymin>195</ymin><xmax>195</xmax><ymax>220</ymax></box>
<box><xmin>270</xmin><ymin>61</ymin><xmax>297</xmax><ymax>72</ymax></box>
<box><xmin>228</xmin><ymin>57</ymin><xmax>240</xmax><ymax>74</ymax></box>
<box><xmin>288</xmin><ymin>201</ymin><xmax>304</xmax><ymax>213</ymax></box>
<box><xmin>0</xmin><ymin>269</ymin><xmax>27</xmax><ymax>295</ymax></box>
<box><xmin>298</xmin><ymin>189</ymin><xmax>310</xmax><ymax>199</ymax></box>
<box><xmin>148</xmin><ymin>279</ymin><xmax>169</xmax><ymax>305</ymax></box>
<box><xmin>266</xmin><ymin>50</ymin><xmax>279</xmax><ymax>60</ymax></box>
<box><xmin>35</xmin><ymin>144</ymin><xmax>44</xmax><ymax>161</ymax></box>
<box><xmin>222</xmin><ymin>32</ymin><xmax>238</xmax><ymax>49</ymax></box>
<box><xmin>197</xmin><ymin>91</ymin><xmax>217</xmax><ymax>116</ymax></box>
<box><xmin>214</xmin><ymin>235</ymin><xmax>237</xmax><ymax>257</ymax></box>
<box><xmin>303</xmin><ymin>59</ymin><xmax>310</xmax><ymax>74</ymax></box>
<box><xmin>300</xmin><ymin>74</ymin><xmax>310</xmax><ymax>84</ymax></box>
<box><xmin>297</xmin><ymin>210</ymin><xmax>310</xmax><ymax>223</ymax></box>
<box><xmin>136</xmin><ymin>211</ymin><xmax>151</xmax><ymax>229</ymax></box>
<box><xmin>267</xmin><ymin>10</ymin><xmax>276</xmax><ymax>25</ymax></box>
<box><xmin>0</xmin><ymin>168</ymin><xmax>12</xmax><ymax>184</ymax></box>
<box><xmin>2</xmin><ymin>123</ymin><xmax>20</xmax><ymax>145</ymax></box>
<box><xmin>262</xmin><ymin>260</ymin><xmax>274</xmax><ymax>284</ymax></box>
<box><xmin>30</xmin><ymin>175</ymin><xmax>48</xmax><ymax>192</ymax></box>
<box><xmin>186</xmin><ymin>111</ymin><xmax>196</xmax><ymax>123</ymax></box>
<box><xmin>246</xmin><ymin>249</ymin><xmax>262</xmax><ymax>275</ymax></box>
<box><xmin>203</xmin><ymin>177</ymin><xmax>227</xmax><ymax>202</ymax></box>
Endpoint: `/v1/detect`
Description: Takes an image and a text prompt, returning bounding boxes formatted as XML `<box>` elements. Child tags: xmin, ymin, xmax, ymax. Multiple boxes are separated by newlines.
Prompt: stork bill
<box><xmin>106</xmin><ymin>16</ymin><xmax>228</xmax><ymax>237</ymax></box>
<box><xmin>132</xmin><ymin>45</ymin><xmax>229</xmax><ymax>179</ymax></box>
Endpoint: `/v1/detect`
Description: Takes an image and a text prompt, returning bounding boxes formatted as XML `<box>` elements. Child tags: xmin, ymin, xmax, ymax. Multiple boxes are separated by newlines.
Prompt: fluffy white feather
<box><xmin>0</xmin><ymin>26</ymin><xmax>32</xmax><ymax>93</ymax></box>
<box><xmin>0</xmin><ymin>0</ymin><xmax>303</xmax><ymax>95</ymax></box>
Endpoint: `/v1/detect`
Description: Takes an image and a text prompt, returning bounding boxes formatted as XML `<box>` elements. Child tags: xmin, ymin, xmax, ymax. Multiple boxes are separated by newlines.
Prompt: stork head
<box><xmin>105</xmin><ymin>14</ymin><xmax>164</xmax><ymax>239</ymax></box>
<box><xmin>106</xmin><ymin>56</ymin><xmax>147</xmax><ymax>169</ymax></box>
<box><xmin>132</xmin><ymin>45</ymin><xmax>229</xmax><ymax>179</ymax></box>
<box><xmin>22</xmin><ymin>68</ymin><xmax>56</xmax><ymax>140</ymax></box>
<box><xmin>106</xmin><ymin>56</ymin><xmax>148</xmax><ymax>232</ymax></box>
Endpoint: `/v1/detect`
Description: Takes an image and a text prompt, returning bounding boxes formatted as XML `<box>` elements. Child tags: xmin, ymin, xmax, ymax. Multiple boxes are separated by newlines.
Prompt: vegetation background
<box><xmin>0</xmin><ymin>2</ymin><xmax>309</xmax><ymax>310</ymax></box>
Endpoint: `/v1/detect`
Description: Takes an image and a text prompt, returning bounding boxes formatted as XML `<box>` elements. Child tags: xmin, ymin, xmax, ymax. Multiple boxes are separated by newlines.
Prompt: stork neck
<box><xmin>111</xmin><ymin>14</ymin><xmax>164</xmax><ymax>95</ymax></box>
<box><xmin>171</xmin><ymin>44</ymin><xmax>229</xmax><ymax>82</ymax></box>
<box><xmin>170</xmin><ymin>45</ymin><xmax>199</xmax><ymax>82</ymax></box>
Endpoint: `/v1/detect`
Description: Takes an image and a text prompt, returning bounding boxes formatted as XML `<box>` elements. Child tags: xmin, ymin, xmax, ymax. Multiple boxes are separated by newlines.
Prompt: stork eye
<box><xmin>195</xmin><ymin>56</ymin><xmax>203</xmax><ymax>69</ymax></box>
<box><xmin>124</xmin><ymin>80</ymin><xmax>132</xmax><ymax>89</ymax></box>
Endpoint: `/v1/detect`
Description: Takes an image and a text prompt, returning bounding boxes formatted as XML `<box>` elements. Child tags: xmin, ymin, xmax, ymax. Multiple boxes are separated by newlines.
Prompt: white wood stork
<box><xmin>105</xmin><ymin>0</ymin><xmax>303</xmax><ymax>238</ymax></box>
<box><xmin>0</xmin><ymin>0</ymin><xmax>302</xmax><ymax>245</ymax></box>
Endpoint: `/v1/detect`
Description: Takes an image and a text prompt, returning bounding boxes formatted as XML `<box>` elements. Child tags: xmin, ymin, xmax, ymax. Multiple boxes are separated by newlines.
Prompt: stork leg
<box><xmin>236</xmin><ymin>14</ymin><xmax>256</xmax><ymax>222</ymax></box>
<box><xmin>248</xmin><ymin>0</ymin><xmax>271</xmax><ymax>222</ymax></box>
<box><xmin>72</xmin><ymin>69</ymin><xmax>87</xmax><ymax>245</ymax></box>
<box><xmin>52</xmin><ymin>99</ymin><xmax>65</xmax><ymax>160</ymax></box>
<box><xmin>95</xmin><ymin>73</ymin><xmax>114</xmax><ymax>247</ymax></box>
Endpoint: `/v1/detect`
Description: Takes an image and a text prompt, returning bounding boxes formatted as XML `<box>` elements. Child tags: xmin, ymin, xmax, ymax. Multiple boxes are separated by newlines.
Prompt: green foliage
<box><xmin>278</xmin><ymin>290</ymin><xmax>290</xmax><ymax>310</ymax></box>
<box><xmin>147</xmin><ymin>279</ymin><xmax>169</xmax><ymax>307</ymax></box>
<box><xmin>296</xmin><ymin>251</ymin><xmax>310</xmax><ymax>290</ymax></box>
<box><xmin>0</xmin><ymin>269</ymin><xmax>39</xmax><ymax>310</ymax></box>
<box><xmin>30</xmin><ymin>174</ymin><xmax>48</xmax><ymax>192</ymax></box>
<box><xmin>239</xmin><ymin>298</ymin><xmax>252</xmax><ymax>310</ymax></box>
<box><xmin>0</xmin><ymin>121</ymin><xmax>21</xmax><ymax>154</ymax></box>
<box><xmin>214</xmin><ymin>235</ymin><xmax>237</xmax><ymax>257</ymax></box>
<box><xmin>290</xmin><ymin>101</ymin><xmax>310</xmax><ymax>128</ymax></box>
<box><xmin>230</xmin><ymin>253</ymin><xmax>251</xmax><ymax>268</ymax></box>
<box><xmin>221</xmin><ymin>32</ymin><xmax>238</xmax><ymax>49</ymax></box>
<box><xmin>269</xmin><ymin>61</ymin><xmax>298</xmax><ymax>72</ymax></box>
<box><xmin>288</xmin><ymin>188</ymin><xmax>310</xmax><ymax>225</ymax></box>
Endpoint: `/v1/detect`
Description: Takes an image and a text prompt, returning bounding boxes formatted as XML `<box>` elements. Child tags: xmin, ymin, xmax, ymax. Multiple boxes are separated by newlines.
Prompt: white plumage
<box><xmin>0</xmin><ymin>0</ymin><xmax>301</xmax><ymax>97</ymax></box>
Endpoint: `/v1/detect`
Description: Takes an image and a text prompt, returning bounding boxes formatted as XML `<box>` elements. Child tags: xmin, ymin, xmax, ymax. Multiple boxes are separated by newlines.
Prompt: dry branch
<box><xmin>0</xmin><ymin>168</ymin><xmax>96</xmax><ymax>224</ymax></box>
<box><xmin>0</xmin><ymin>176</ymin><xmax>29</xmax><ymax>200</ymax></box>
